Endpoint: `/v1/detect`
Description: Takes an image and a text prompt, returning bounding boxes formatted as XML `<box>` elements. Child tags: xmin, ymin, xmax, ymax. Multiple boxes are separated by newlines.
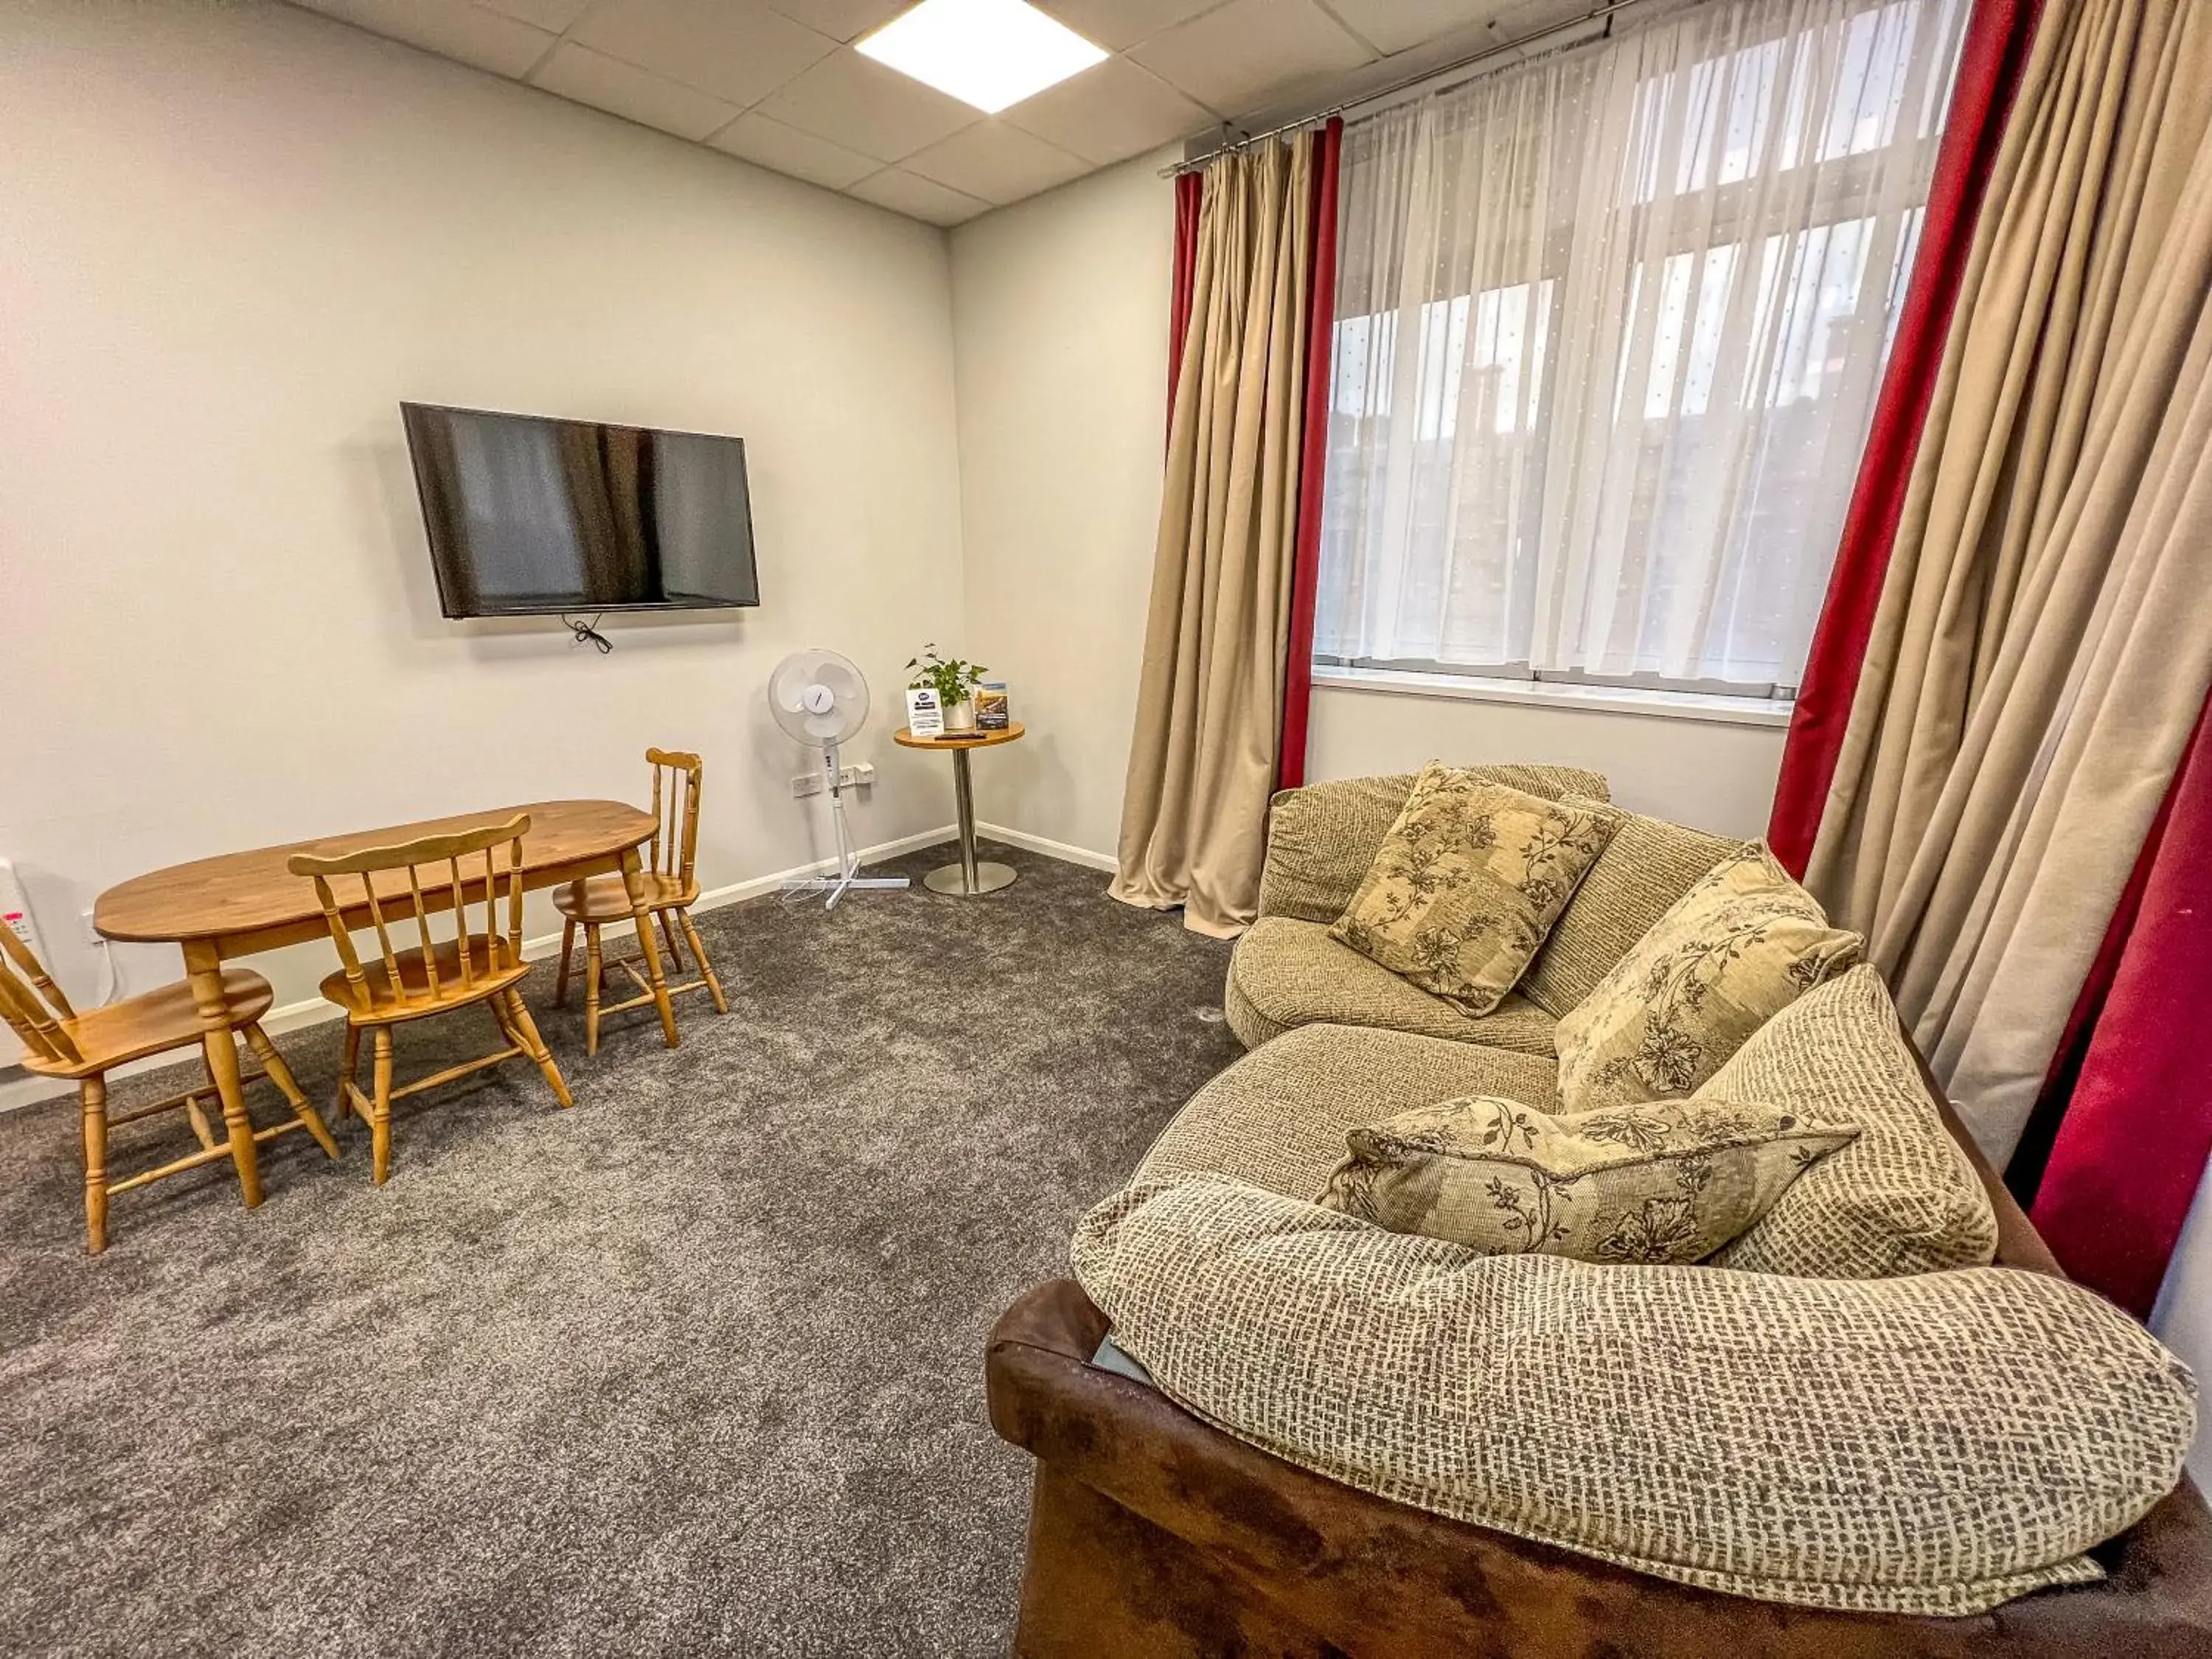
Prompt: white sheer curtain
<box><xmin>1315</xmin><ymin>0</ymin><xmax>1967</xmax><ymax>695</ymax></box>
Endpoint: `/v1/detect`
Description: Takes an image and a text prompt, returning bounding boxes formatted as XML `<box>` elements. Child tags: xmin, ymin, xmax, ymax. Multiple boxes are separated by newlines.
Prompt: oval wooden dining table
<box><xmin>93</xmin><ymin>799</ymin><xmax>669</xmax><ymax>1208</ymax></box>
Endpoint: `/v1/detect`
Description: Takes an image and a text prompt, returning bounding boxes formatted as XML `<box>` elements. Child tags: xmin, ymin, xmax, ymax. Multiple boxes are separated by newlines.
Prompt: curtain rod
<box><xmin>1159</xmin><ymin>0</ymin><xmax>1646</xmax><ymax>175</ymax></box>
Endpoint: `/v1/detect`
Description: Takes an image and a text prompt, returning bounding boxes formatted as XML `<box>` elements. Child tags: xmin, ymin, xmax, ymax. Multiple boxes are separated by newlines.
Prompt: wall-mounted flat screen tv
<box><xmin>401</xmin><ymin>402</ymin><xmax>760</xmax><ymax>618</ymax></box>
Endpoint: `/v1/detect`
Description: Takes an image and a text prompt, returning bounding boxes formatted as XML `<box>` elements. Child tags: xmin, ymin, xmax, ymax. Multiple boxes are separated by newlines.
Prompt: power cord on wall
<box><xmin>564</xmin><ymin>613</ymin><xmax>613</xmax><ymax>653</ymax></box>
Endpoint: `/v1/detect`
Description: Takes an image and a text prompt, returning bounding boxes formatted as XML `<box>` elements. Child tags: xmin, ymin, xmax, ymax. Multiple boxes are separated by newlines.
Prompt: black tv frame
<box><xmin>400</xmin><ymin>400</ymin><xmax>761</xmax><ymax>620</ymax></box>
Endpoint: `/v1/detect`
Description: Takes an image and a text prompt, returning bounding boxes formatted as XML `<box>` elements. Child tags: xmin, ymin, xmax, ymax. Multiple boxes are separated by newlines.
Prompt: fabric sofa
<box><xmin>1222</xmin><ymin>768</ymin><xmax>1742</xmax><ymax>1052</ymax></box>
<box><xmin>989</xmin><ymin>769</ymin><xmax>2212</xmax><ymax>1656</ymax></box>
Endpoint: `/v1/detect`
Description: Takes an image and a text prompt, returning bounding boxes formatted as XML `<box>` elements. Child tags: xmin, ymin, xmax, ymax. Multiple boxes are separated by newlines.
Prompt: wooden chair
<box><xmin>554</xmin><ymin>748</ymin><xmax>728</xmax><ymax>1055</ymax></box>
<box><xmin>0</xmin><ymin>926</ymin><xmax>338</xmax><ymax>1253</ymax></box>
<box><xmin>289</xmin><ymin>813</ymin><xmax>571</xmax><ymax>1185</ymax></box>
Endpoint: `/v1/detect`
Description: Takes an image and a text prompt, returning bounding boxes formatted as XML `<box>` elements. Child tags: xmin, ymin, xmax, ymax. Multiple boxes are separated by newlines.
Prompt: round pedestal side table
<box><xmin>892</xmin><ymin>721</ymin><xmax>1026</xmax><ymax>896</ymax></box>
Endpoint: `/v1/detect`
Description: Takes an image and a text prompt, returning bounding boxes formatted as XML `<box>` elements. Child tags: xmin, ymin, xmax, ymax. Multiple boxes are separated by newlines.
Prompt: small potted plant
<box><xmin>907</xmin><ymin>644</ymin><xmax>988</xmax><ymax>734</ymax></box>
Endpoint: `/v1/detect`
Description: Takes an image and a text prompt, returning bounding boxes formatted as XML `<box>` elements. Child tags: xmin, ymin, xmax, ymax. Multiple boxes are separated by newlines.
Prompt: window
<box><xmin>1314</xmin><ymin>0</ymin><xmax>1966</xmax><ymax>698</ymax></box>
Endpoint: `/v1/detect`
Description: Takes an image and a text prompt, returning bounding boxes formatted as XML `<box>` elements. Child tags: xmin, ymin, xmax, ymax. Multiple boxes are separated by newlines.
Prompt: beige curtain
<box><xmin>1110</xmin><ymin>136</ymin><xmax>1317</xmax><ymax>938</ymax></box>
<box><xmin>1804</xmin><ymin>0</ymin><xmax>2212</xmax><ymax>1161</ymax></box>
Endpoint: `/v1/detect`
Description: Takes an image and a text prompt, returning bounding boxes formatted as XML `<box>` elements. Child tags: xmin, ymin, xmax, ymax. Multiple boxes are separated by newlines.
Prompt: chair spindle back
<box><xmin>288</xmin><ymin>814</ymin><xmax>530</xmax><ymax>1010</ymax></box>
<box><xmin>644</xmin><ymin>748</ymin><xmax>705</xmax><ymax>891</ymax></box>
<box><xmin>0</xmin><ymin>926</ymin><xmax>80</xmax><ymax>1067</ymax></box>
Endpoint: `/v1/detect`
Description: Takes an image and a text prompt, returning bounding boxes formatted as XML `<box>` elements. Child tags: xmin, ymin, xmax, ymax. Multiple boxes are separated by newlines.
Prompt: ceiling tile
<box><xmin>902</xmin><ymin>120</ymin><xmax>1090</xmax><ymax>205</ymax></box>
<box><xmin>1127</xmin><ymin>0</ymin><xmax>1373</xmax><ymax>115</ymax></box>
<box><xmin>1001</xmin><ymin>54</ymin><xmax>1210</xmax><ymax>164</ymax></box>
<box><xmin>570</xmin><ymin>0</ymin><xmax>837</xmax><ymax>108</ymax></box>
<box><xmin>846</xmin><ymin>167</ymin><xmax>992</xmax><ymax>226</ymax></box>
<box><xmin>765</xmin><ymin>0</ymin><xmax>911</xmax><ymax>44</ymax></box>
<box><xmin>291</xmin><ymin>0</ymin><xmax>557</xmax><ymax>77</ymax></box>
<box><xmin>756</xmin><ymin>48</ymin><xmax>979</xmax><ymax>164</ymax></box>
<box><xmin>1030</xmin><ymin>0</ymin><xmax>1222</xmax><ymax>52</ymax></box>
<box><xmin>476</xmin><ymin>0</ymin><xmax>597</xmax><ymax>31</ymax></box>
<box><xmin>528</xmin><ymin>42</ymin><xmax>740</xmax><ymax>139</ymax></box>
<box><xmin>1321</xmin><ymin>0</ymin><xmax>1517</xmax><ymax>56</ymax></box>
<box><xmin>711</xmin><ymin>111</ymin><xmax>880</xmax><ymax>189</ymax></box>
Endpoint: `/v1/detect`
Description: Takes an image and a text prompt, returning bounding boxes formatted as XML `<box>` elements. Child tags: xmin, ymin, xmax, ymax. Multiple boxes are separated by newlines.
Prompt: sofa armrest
<box><xmin>1258</xmin><ymin>766</ymin><xmax>1612</xmax><ymax>922</ymax></box>
<box><xmin>989</xmin><ymin>1277</ymin><xmax>2212</xmax><ymax>1659</ymax></box>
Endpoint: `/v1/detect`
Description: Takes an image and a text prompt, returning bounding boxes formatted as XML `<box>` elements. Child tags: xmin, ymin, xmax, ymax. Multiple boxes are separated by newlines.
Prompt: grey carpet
<box><xmin>0</xmin><ymin>841</ymin><xmax>1239</xmax><ymax>1659</ymax></box>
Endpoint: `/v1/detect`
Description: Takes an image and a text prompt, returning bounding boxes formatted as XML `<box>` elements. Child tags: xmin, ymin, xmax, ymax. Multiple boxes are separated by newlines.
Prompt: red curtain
<box><xmin>1765</xmin><ymin>0</ymin><xmax>2045</xmax><ymax>876</ymax></box>
<box><xmin>1279</xmin><ymin>117</ymin><xmax>1343</xmax><ymax>792</ymax></box>
<box><xmin>2023</xmin><ymin>690</ymin><xmax>2212</xmax><ymax>1317</ymax></box>
<box><xmin>1165</xmin><ymin>172</ymin><xmax>1202</xmax><ymax>434</ymax></box>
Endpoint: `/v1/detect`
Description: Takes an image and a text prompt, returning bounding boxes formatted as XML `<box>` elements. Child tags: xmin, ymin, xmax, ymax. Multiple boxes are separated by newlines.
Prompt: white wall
<box><xmin>1308</xmin><ymin>686</ymin><xmax>1787</xmax><ymax>836</ymax></box>
<box><xmin>2154</xmin><ymin>1167</ymin><xmax>2212</xmax><ymax>1484</ymax></box>
<box><xmin>947</xmin><ymin>150</ymin><xmax>1176</xmax><ymax>864</ymax></box>
<box><xmin>0</xmin><ymin>0</ymin><xmax>967</xmax><ymax>1072</ymax></box>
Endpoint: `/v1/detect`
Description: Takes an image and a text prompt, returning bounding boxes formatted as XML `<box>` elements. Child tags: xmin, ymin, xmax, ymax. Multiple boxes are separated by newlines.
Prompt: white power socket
<box><xmin>790</xmin><ymin>760</ymin><xmax>877</xmax><ymax>799</ymax></box>
<box><xmin>0</xmin><ymin>856</ymin><xmax>44</xmax><ymax>964</ymax></box>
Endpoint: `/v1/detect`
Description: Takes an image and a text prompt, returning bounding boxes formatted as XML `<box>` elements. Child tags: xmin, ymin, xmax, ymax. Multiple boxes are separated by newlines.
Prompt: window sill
<box><xmin>1310</xmin><ymin>666</ymin><xmax>1796</xmax><ymax>729</ymax></box>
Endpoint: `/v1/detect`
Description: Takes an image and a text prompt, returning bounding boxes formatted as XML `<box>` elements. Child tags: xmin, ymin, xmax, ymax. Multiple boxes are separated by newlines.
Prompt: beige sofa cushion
<box><xmin>1138</xmin><ymin>1022</ymin><xmax>1560</xmax><ymax>1201</ymax></box>
<box><xmin>1258</xmin><ymin>766</ymin><xmax>1610</xmax><ymax>925</ymax></box>
<box><xmin>1330</xmin><ymin>769</ymin><xmax>1618</xmax><ymax>1016</ymax></box>
<box><xmin>1318</xmin><ymin>1096</ymin><xmax>1856</xmax><ymax>1264</ymax></box>
<box><xmin>1074</xmin><ymin>1176</ymin><xmax>2199</xmax><ymax>1616</ymax></box>
<box><xmin>1554</xmin><ymin>844</ymin><xmax>1860</xmax><ymax>1112</ymax></box>
<box><xmin>1225</xmin><ymin>917</ymin><xmax>1558</xmax><ymax>1053</ymax></box>
<box><xmin>1521</xmin><ymin>801</ymin><xmax>1741</xmax><ymax>1018</ymax></box>
<box><xmin>1708</xmin><ymin>965</ymin><xmax>2001</xmax><ymax>1278</ymax></box>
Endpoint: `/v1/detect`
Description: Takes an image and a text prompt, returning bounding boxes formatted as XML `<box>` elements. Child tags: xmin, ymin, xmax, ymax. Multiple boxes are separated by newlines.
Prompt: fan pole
<box><xmin>781</xmin><ymin>740</ymin><xmax>911</xmax><ymax>909</ymax></box>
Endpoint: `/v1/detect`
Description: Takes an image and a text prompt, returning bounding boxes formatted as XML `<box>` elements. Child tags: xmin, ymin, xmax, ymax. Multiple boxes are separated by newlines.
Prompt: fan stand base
<box><xmin>782</xmin><ymin>740</ymin><xmax>911</xmax><ymax>911</ymax></box>
<box><xmin>782</xmin><ymin>872</ymin><xmax>909</xmax><ymax>911</ymax></box>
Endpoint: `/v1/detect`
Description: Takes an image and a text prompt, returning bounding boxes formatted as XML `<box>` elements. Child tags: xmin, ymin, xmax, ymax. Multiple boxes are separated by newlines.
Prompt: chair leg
<box><xmin>488</xmin><ymin>991</ymin><xmax>518</xmax><ymax>1044</ymax></box>
<box><xmin>659</xmin><ymin>909</ymin><xmax>686</xmax><ymax>973</ymax></box>
<box><xmin>554</xmin><ymin>916</ymin><xmax>577</xmax><ymax>1008</ymax></box>
<box><xmin>369</xmin><ymin>1029</ymin><xmax>394</xmax><ymax>1186</ymax></box>
<box><xmin>678</xmin><ymin>909</ymin><xmax>728</xmax><ymax>1015</ymax></box>
<box><xmin>583</xmin><ymin>924</ymin><xmax>604</xmax><ymax>1058</ymax></box>
<box><xmin>81</xmin><ymin>1077</ymin><xmax>109</xmax><ymax>1255</ymax></box>
<box><xmin>504</xmin><ymin>990</ymin><xmax>573</xmax><ymax>1109</ymax></box>
<box><xmin>338</xmin><ymin>1023</ymin><xmax>361</xmax><ymax>1121</ymax></box>
<box><xmin>244</xmin><ymin>1023</ymin><xmax>338</xmax><ymax>1160</ymax></box>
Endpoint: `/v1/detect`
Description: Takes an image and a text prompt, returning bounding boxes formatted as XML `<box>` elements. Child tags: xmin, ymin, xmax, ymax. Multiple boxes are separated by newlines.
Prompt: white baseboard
<box><xmin>0</xmin><ymin>823</ymin><xmax>959</xmax><ymax>1116</ymax></box>
<box><xmin>974</xmin><ymin>821</ymin><xmax>1118</xmax><ymax>874</ymax></box>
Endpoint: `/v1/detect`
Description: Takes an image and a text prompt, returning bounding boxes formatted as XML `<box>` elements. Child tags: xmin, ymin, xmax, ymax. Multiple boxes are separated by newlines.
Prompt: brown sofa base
<box><xmin>1016</xmin><ymin>1465</ymin><xmax>1335</xmax><ymax>1659</ymax></box>
<box><xmin>991</xmin><ymin>1278</ymin><xmax>2212</xmax><ymax>1659</ymax></box>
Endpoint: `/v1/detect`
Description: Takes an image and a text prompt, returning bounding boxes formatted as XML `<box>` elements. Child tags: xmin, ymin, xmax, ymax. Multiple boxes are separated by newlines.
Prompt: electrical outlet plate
<box><xmin>0</xmin><ymin>856</ymin><xmax>44</xmax><ymax>962</ymax></box>
<box><xmin>792</xmin><ymin>763</ymin><xmax>875</xmax><ymax>799</ymax></box>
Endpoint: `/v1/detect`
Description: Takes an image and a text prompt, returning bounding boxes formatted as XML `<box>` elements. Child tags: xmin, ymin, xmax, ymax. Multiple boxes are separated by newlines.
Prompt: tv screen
<box><xmin>400</xmin><ymin>403</ymin><xmax>760</xmax><ymax>618</ymax></box>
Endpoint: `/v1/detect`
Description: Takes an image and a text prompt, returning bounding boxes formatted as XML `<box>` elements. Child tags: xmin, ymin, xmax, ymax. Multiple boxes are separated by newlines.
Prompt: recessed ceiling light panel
<box><xmin>856</xmin><ymin>0</ymin><xmax>1107</xmax><ymax>114</ymax></box>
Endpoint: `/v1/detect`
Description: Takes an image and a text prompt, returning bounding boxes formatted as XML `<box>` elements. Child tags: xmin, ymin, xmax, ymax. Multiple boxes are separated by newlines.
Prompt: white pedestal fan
<box><xmin>770</xmin><ymin>649</ymin><xmax>910</xmax><ymax>910</ymax></box>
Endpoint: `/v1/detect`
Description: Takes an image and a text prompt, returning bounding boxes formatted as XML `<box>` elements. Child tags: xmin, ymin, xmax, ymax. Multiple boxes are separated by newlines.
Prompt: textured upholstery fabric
<box><xmin>1225</xmin><ymin>917</ymin><xmax>1559</xmax><ymax>1051</ymax></box>
<box><xmin>1073</xmin><ymin>1176</ymin><xmax>2199</xmax><ymax>1617</ymax></box>
<box><xmin>1318</xmin><ymin>1096</ymin><xmax>1856</xmax><ymax>1263</ymax></box>
<box><xmin>1332</xmin><ymin>771</ymin><xmax>1619</xmax><ymax>1015</ymax></box>
<box><xmin>1555</xmin><ymin>845</ymin><xmax>1861</xmax><ymax>1111</ymax></box>
<box><xmin>1522</xmin><ymin>801</ymin><xmax>1742</xmax><ymax>1018</ymax></box>
<box><xmin>1138</xmin><ymin>1023</ymin><xmax>1560</xmax><ymax>1201</ymax></box>
<box><xmin>1256</xmin><ymin>768</ymin><xmax>1611</xmax><ymax>925</ymax></box>
<box><xmin>1710</xmin><ymin>966</ymin><xmax>2000</xmax><ymax>1278</ymax></box>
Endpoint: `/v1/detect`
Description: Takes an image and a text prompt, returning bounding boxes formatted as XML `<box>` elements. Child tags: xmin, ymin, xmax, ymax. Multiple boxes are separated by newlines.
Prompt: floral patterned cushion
<box><xmin>1317</xmin><ymin>1095</ymin><xmax>1856</xmax><ymax>1265</ymax></box>
<box><xmin>1554</xmin><ymin>844</ymin><xmax>1861</xmax><ymax>1113</ymax></box>
<box><xmin>1329</xmin><ymin>766</ymin><xmax>1618</xmax><ymax>1017</ymax></box>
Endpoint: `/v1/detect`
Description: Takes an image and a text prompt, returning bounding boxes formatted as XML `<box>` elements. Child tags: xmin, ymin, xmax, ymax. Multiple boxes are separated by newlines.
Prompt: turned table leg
<box><xmin>621</xmin><ymin>846</ymin><xmax>679</xmax><ymax>1048</ymax></box>
<box><xmin>183</xmin><ymin>939</ymin><xmax>262</xmax><ymax>1208</ymax></box>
